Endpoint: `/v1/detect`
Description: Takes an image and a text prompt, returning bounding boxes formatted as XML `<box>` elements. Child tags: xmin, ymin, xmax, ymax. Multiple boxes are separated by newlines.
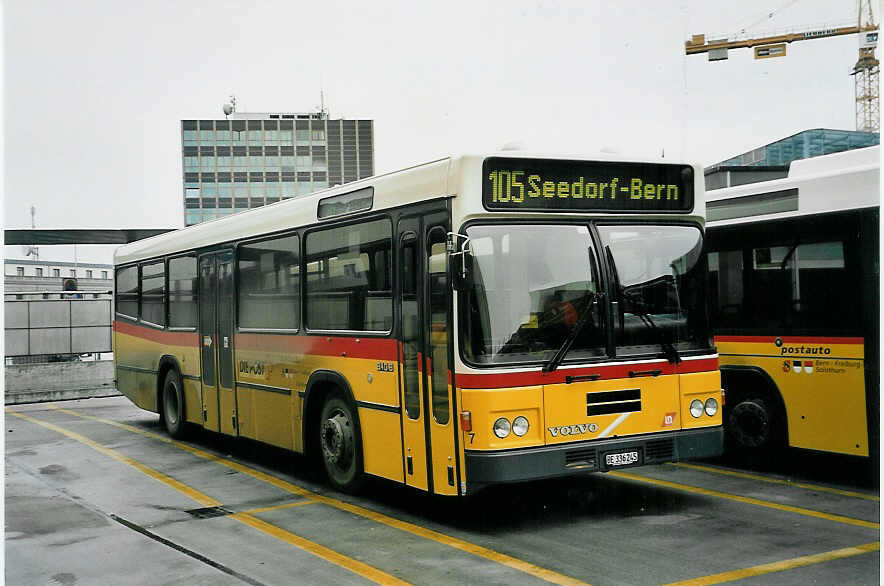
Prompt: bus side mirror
<box><xmin>446</xmin><ymin>232</ymin><xmax>472</xmax><ymax>288</ymax></box>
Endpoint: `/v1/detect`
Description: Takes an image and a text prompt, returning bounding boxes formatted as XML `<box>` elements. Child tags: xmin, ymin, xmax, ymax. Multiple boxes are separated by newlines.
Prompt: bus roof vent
<box><xmin>318</xmin><ymin>187</ymin><xmax>374</xmax><ymax>219</ymax></box>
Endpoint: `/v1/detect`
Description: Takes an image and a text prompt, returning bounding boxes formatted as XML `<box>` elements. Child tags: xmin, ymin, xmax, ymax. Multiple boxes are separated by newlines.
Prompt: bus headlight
<box><xmin>690</xmin><ymin>399</ymin><xmax>704</xmax><ymax>418</ymax></box>
<box><xmin>705</xmin><ymin>398</ymin><xmax>719</xmax><ymax>417</ymax></box>
<box><xmin>512</xmin><ymin>416</ymin><xmax>530</xmax><ymax>437</ymax></box>
<box><xmin>493</xmin><ymin>417</ymin><xmax>511</xmax><ymax>438</ymax></box>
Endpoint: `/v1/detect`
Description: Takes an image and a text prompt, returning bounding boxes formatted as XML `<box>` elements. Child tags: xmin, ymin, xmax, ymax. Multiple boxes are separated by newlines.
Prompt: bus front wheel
<box><xmin>319</xmin><ymin>393</ymin><xmax>365</xmax><ymax>493</ymax></box>
<box><xmin>727</xmin><ymin>397</ymin><xmax>781</xmax><ymax>450</ymax></box>
<box><xmin>162</xmin><ymin>369</ymin><xmax>187</xmax><ymax>439</ymax></box>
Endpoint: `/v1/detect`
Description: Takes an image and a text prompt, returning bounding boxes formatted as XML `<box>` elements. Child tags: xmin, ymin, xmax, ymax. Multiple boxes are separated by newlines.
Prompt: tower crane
<box><xmin>685</xmin><ymin>1</ymin><xmax>879</xmax><ymax>132</ymax></box>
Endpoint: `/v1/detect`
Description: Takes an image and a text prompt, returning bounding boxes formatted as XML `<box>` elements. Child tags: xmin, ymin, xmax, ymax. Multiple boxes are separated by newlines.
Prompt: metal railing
<box><xmin>4</xmin><ymin>292</ymin><xmax>113</xmax><ymax>359</ymax></box>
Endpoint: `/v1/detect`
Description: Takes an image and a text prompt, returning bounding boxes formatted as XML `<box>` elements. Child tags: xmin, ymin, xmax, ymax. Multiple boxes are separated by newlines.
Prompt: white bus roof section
<box><xmin>707</xmin><ymin>145</ymin><xmax>880</xmax><ymax>228</ymax></box>
<box><xmin>115</xmin><ymin>157</ymin><xmax>453</xmax><ymax>265</ymax></box>
<box><xmin>115</xmin><ymin>151</ymin><xmax>705</xmax><ymax>266</ymax></box>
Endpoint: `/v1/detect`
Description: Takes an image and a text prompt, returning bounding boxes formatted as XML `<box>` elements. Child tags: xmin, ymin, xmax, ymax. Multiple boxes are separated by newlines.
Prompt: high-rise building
<box><xmin>181</xmin><ymin>112</ymin><xmax>374</xmax><ymax>226</ymax></box>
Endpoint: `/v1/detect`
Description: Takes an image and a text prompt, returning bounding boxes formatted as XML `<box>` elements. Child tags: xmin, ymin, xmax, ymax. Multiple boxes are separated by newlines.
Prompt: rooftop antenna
<box><xmin>317</xmin><ymin>85</ymin><xmax>328</xmax><ymax>119</ymax></box>
<box><xmin>23</xmin><ymin>205</ymin><xmax>39</xmax><ymax>260</ymax></box>
<box><xmin>223</xmin><ymin>94</ymin><xmax>237</xmax><ymax>119</ymax></box>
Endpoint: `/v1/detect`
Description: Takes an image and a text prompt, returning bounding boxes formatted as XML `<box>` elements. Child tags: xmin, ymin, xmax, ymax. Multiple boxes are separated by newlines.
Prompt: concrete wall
<box><xmin>5</xmin><ymin>360</ymin><xmax>119</xmax><ymax>404</ymax></box>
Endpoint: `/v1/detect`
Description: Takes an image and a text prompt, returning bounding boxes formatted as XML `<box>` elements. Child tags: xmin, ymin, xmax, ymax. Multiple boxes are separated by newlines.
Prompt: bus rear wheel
<box><xmin>319</xmin><ymin>394</ymin><xmax>364</xmax><ymax>493</ymax></box>
<box><xmin>162</xmin><ymin>369</ymin><xmax>187</xmax><ymax>439</ymax></box>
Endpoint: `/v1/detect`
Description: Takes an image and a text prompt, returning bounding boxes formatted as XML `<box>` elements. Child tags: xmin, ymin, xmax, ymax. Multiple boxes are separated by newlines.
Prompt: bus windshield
<box><xmin>461</xmin><ymin>224</ymin><xmax>606</xmax><ymax>365</ymax></box>
<box><xmin>597</xmin><ymin>224</ymin><xmax>710</xmax><ymax>357</ymax></box>
<box><xmin>461</xmin><ymin>223</ymin><xmax>710</xmax><ymax>366</ymax></box>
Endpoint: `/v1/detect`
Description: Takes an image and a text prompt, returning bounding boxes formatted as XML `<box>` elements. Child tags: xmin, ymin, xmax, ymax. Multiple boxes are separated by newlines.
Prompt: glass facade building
<box><xmin>181</xmin><ymin>113</ymin><xmax>374</xmax><ymax>226</ymax></box>
<box><xmin>715</xmin><ymin>129</ymin><xmax>879</xmax><ymax>168</ymax></box>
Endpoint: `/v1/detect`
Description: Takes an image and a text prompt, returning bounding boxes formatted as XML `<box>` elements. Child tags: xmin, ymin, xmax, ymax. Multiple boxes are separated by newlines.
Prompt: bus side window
<box><xmin>707</xmin><ymin>250</ymin><xmax>744</xmax><ymax>328</ymax></box>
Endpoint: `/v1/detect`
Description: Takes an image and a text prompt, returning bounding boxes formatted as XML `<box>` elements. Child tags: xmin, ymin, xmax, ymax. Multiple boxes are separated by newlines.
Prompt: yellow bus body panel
<box><xmin>718</xmin><ymin>338</ymin><xmax>868</xmax><ymax>456</ymax></box>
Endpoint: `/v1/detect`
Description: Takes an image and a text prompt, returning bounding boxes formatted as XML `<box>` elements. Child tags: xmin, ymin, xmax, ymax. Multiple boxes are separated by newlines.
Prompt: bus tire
<box><xmin>319</xmin><ymin>393</ymin><xmax>364</xmax><ymax>493</ymax></box>
<box><xmin>727</xmin><ymin>396</ymin><xmax>783</xmax><ymax>452</ymax></box>
<box><xmin>161</xmin><ymin>369</ymin><xmax>187</xmax><ymax>439</ymax></box>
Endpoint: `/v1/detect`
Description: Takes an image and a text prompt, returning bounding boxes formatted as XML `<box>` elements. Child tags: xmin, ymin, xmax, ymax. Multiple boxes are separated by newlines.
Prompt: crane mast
<box><xmin>686</xmin><ymin>1</ymin><xmax>879</xmax><ymax>132</ymax></box>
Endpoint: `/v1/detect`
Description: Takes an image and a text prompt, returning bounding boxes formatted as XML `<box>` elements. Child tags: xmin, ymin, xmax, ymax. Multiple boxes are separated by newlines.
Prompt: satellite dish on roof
<box><xmin>222</xmin><ymin>103</ymin><xmax>233</xmax><ymax>116</ymax></box>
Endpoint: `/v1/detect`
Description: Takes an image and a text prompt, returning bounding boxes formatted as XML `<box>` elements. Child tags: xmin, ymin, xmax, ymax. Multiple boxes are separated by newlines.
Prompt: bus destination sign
<box><xmin>482</xmin><ymin>157</ymin><xmax>694</xmax><ymax>213</ymax></box>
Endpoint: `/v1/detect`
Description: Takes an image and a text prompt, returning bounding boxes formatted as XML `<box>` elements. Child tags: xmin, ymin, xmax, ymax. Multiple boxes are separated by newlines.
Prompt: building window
<box><xmin>311</xmin><ymin>129</ymin><xmax>326</xmax><ymax>143</ymax></box>
<box><xmin>102</xmin><ymin>271</ymin><xmax>108</xmax><ymax>279</ymax></box>
<box><xmin>183</xmin><ymin>130</ymin><xmax>198</xmax><ymax>146</ymax></box>
<box><xmin>86</xmin><ymin>270</ymin><xmax>93</xmax><ymax>278</ymax></box>
<box><xmin>296</xmin><ymin>129</ymin><xmax>310</xmax><ymax>145</ymax></box>
<box><xmin>53</xmin><ymin>268</ymin><xmax>60</xmax><ymax>277</ymax></box>
<box><xmin>35</xmin><ymin>268</ymin><xmax>43</xmax><ymax>277</ymax></box>
<box><xmin>200</xmin><ymin>157</ymin><xmax>216</xmax><ymax>171</ymax></box>
<box><xmin>296</xmin><ymin>155</ymin><xmax>311</xmax><ymax>171</ymax></box>
<box><xmin>184</xmin><ymin>156</ymin><xmax>199</xmax><ymax>171</ymax></box>
<box><xmin>16</xmin><ymin>267</ymin><xmax>24</xmax><ymax>276</ymax></box>
<box><xmin>199</xmin><ymin>129</ymin><xmax>214</xmax><ymax>143</ymax></box>
<box><xmin>70</xmin><ymin>269</ymin><xmax>77</xmax><ymax>277</ymax></box>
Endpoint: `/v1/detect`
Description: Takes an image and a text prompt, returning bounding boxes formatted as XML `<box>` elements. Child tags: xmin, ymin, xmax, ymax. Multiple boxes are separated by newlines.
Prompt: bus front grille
<box><xmin>564</xmin><ymin>447</ymin><xmax>597</xmax><ymax>468</ymax></box>
<box><xmin>645</xmin><ymin>438</ymin><xmax>675</xmax><ymax>462</ymax></box>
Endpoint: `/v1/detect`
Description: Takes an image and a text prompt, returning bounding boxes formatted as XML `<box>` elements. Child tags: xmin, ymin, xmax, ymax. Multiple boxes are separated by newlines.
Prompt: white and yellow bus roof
<box><xmin>115</xmin><ymin>151</ymin><xmax>706</xmax><ymax>266</ymax></box>
<box><xmin>706</xmin><ymin>145</ymin><xmax>879</xmax><ymax>228</ymax></box>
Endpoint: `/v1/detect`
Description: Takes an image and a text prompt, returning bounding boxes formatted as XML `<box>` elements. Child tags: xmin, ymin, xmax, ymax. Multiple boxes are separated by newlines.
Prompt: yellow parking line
<box><xmin>48</xmin><ymin>405</ymin><xmax>589</xmax><ymax>586</ymax></box>
<box><xmin>6</xmin><ymin>410</ymin><xmax>220</xmax><ymax>508</ymax></box>
<box><xmin>231</xmin><ymin>512</ymin><xmax>408</xmax><ymax>585</ymax></box>
<box><xmin>672</xmin><ymin>462</ymin><xmax>880</xmax><ymax>501</ymax></box>
<box><xmin>664</xmin><ymin>542</ymin><xmax>879</xmax><ymax>585</ymax></box>
<box><xmin>7</xmin><ymin>409</ymin><xmax>408</xmax><ymax>585</ymax></box>
<box><xmin>610</xmin><ymin>470</ymin><xmax>878</xmax><ymax>530</ymax></box>
<box><xmin>241</xmin><ymin>500</ymin><xmax>317</xmax><ymax>515</ymax></box>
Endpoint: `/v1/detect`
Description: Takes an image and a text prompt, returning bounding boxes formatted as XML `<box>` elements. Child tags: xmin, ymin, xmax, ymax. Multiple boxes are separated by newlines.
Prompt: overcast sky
<box><xmin>3</xmin><ymin>0</ymin><xmax>877</xmax><ymax>263</ymax></box>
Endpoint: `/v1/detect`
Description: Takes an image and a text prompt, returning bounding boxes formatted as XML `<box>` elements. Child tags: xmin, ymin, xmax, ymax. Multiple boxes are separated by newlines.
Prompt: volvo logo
<box><xmin>548</xmin><ymin>423</ymin><xmax>599</xmax><ymax>437</ymax></box>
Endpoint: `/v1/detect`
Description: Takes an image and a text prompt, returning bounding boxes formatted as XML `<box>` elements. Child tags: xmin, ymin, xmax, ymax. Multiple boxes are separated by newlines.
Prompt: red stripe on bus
<box><xmin>456</xmin><ymin>358</ymin><xmax>718</xmax><ymax>389</ymax></box>
<box><xmin>235</xmin><ymin>333</ymin><xmax>399</xmax><ymax>361</ymax></box>
<box><xmin>714</xmin><ymin>335</ymin><xmax>865</xmax><ymax>345</ymax></box>
<box><xmin>113</xmin><ymin>320</ymin><xmax>199</xmax><ymax>346</ymax></box>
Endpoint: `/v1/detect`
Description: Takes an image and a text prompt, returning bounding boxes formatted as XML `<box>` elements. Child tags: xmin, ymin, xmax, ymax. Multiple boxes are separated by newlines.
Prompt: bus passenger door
<box><xmin>198</xmin><ymin>251</ymin><xmax>238</xmax><ymax>435</ymax></box>
<box><xmin>425</xmin><ymin>220</ymin><xmax>457</xmax><ymax>496</ymax></box>
<box><xmin>397</xmin><ymin>219</ymin><xmax>429</xmax><ymax>491</ymax></box>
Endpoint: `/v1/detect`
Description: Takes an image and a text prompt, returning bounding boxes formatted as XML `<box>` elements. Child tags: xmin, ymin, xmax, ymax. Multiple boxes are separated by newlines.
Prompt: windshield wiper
<box><xmin>624</xmin><ymin>291</ymin><xmax>682</xmax><ymax>365</ymax></box>
<box><xmin>542</xmin><ymin>291</ymin><xmax>598</xmax><ymax>373</ymax></box>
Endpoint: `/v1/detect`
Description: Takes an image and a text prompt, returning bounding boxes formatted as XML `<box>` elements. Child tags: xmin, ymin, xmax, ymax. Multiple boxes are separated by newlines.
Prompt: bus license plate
<box><xmin>605</xmin><ymin>451</ymin><xmax>639</xmax><ymax>467</ymax></box>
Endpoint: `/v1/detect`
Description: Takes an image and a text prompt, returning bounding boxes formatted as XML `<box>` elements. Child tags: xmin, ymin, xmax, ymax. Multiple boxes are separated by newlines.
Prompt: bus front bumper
<box><xmin>464</xmin><ymin>427</ymin><xmax>722</xmax><ymax>492</ymax></box>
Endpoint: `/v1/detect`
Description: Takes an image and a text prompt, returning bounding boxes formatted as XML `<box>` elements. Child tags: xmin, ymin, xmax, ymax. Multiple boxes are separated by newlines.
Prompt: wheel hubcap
<box><xmin>165</xmin><ymin>385</ymin><xmax>179</xmax><ymax>425</ymax></box>
<box><xmin>729</xmin><ymin>400</ymin><xmax>769</xmax><ymax>448</ymax></box>
<box><xmin>321</xmin><ymin>412</ymin><xmax>352</xmax><ymax>469</ymax></box>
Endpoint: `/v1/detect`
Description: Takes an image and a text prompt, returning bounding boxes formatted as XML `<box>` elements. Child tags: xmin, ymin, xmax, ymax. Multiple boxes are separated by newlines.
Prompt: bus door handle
<box><xmin>565</xmin><ymin>374</ymin><xmax>601</xmax><ymax>384</ymax></box>
<box><xmin>629</xmin><ymin>369</ymin><xmax>662</xmax><ymax>378</ymax></box>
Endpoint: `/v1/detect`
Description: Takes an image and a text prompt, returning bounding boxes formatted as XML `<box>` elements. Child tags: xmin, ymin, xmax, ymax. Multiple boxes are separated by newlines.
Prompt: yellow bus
<box><xmin>706</xmin><ymin>145</ymin><xmax>879</xmax><ymax>459</ymax></box>
<box><xmin>113</xmin><ymin>150</ymin><xmax>723</xmax><ymax>495</ymax></box>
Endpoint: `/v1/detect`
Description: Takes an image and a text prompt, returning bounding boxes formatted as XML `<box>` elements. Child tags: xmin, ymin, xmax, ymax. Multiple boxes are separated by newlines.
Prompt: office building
<box><xmin>5</xmin><ymin>259</ymin><xmax>114</xmax><ymax>293</ymax></box>
<box><xmin>182</xmin><ymin>112</ymin><xmax>374</xmax><ymax>226</ymax></box>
